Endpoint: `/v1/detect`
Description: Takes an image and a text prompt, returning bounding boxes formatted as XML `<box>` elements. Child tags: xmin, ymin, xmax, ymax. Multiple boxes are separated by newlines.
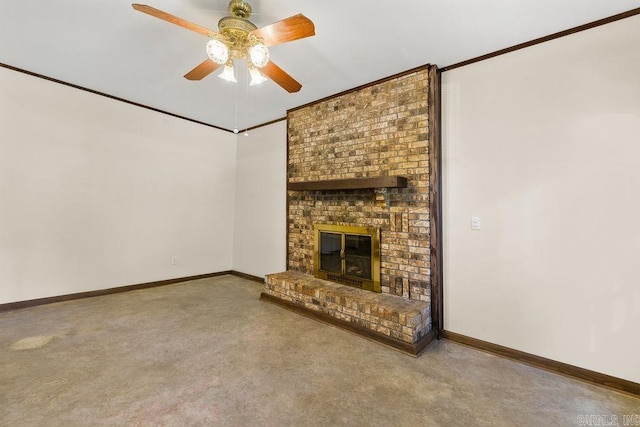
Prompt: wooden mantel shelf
<box><xmin>287</xmin><ymin>176</ymin><xmax>408</xmax><ymax>191</ymax></box>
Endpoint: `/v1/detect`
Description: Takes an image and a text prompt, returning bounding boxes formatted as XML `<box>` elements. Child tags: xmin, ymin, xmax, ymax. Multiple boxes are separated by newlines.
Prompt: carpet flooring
<box><xmin>1</xmin><ymin>275</ymin><xmax>638</xmax><ymax>426</ymax></box>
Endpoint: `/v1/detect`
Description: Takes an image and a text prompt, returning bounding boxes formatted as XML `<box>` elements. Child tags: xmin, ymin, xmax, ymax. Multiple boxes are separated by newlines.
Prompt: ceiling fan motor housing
<box><xmin>218</xmin><ymin>16</ymin><xmax>257</xmax><ymax>34</ymax></box>
<box><xmin>218</xmin><ymin>16</ymin><xmax>260</xmax><ymax>60</ymax></box>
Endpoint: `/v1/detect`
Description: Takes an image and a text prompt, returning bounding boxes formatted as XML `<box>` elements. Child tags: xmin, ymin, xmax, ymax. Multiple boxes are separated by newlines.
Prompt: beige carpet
<box><xmin>1</xmin><ymin>275</ymin><xmax>637</xmax><ymax>426</ymax></box>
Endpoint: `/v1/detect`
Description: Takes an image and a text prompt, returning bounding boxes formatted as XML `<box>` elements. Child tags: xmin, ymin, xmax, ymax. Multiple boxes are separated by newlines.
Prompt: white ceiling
<box><xmin>1</xmin><ymin>0</ymin><xmax>638</xmax><ymax>131</ymax></box>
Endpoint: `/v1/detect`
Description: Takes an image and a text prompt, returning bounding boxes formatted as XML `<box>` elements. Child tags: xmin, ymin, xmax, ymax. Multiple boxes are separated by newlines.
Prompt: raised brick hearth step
<box><xmin>262</xmin><ymin>271</ymin><xmax>433</xmax><ymax>356</ymax></box>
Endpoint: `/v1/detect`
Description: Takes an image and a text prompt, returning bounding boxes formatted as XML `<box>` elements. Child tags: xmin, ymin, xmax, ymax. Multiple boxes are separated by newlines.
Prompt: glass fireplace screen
<box><xmin>313</xmin><ymin>224</ymin><xmax>380</xmax><ymax>292</ymax></box>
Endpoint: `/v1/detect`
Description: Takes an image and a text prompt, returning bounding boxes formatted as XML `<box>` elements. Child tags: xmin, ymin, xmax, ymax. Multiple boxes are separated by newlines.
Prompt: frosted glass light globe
<box><xmin>249</xmin><ymin>67</ymin><xmax>267</xmax><ymax>86</ymax></box>
<box><xmin>218</xmin><ymin>63</ymin><xmax>237</xmax><ymax>83</ymax></box>
<box><xmin>248</xmin><ymin>43</ymin><xmax>269</xmax><ymax>68</ymax></box>
<box><xmin>206</xmin><ymin>39</ymin><xmax>229</xmax><ymax>65</ymax></box>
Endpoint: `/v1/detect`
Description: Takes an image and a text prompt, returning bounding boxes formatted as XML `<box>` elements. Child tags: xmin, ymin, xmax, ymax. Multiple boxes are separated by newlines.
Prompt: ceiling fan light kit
<box><xmin>132</xmin><ymin>0</ymin><xmax>315</xmax><ymax>93</ymax></box>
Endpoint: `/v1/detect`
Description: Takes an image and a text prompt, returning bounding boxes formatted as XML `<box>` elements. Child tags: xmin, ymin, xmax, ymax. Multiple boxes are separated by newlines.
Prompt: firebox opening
<box><xmin>313</xmin><ymin>224</ymin><xmax>381</xmax><ymax>292</ymax></box>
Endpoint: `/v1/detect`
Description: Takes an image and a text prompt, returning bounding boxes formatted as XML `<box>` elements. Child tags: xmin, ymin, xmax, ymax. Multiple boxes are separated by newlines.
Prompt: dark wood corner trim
<box><xmin>0</xmin><ymin>271</ymin><xmax>232</xmax><ymax>313</ymax></box>
<box><xmin>260</xmin><ymin>292</ymin><xmax>435</xmax><ymax>357</ymax></box>
<box><xmin>287</xmin><ymin>176</ymin><xmax>408</xmax><ymax>192</ymax></box>
<box><xmin>0</xmin><ymin>62</ymin><xmax>234</xmax><ymax>133</ymax></box>
<box><xmin>442</xmin><ymin>330</ymin><xmax>640</xmax><ymax>398</ymax></box>
<box><xmin>288</xmin><ymin>64</ymin><xmax>432</xmax><ymax>114</ymax></box>
<box><xmin>285</xmin><ymin>115</ymin><xmax>291</xmax><ymax>270</ymax></box>
<box><xmin>428</xmin><ymin>65</ymin><xmax>443</xmax><ymax>340</ymax></box>
<box><xmin>441</xmin><ymin>7</ymin><xmax>640</xmax><ymax>71</ymax></box>
<box><xmin>230</xmin><ymin>270</ymin><xmax>265</xmax><ymax>284</ymax></box>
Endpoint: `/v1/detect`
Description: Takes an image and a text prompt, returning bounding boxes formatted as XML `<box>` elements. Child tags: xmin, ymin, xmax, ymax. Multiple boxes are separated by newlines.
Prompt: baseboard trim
<box><xmin>230</xmin><ymin>270</ymin><xmax>265</xmax><ymax>284</ymax></box>
<box><xmin>0</xmin><ymin>271</ymin><xmax>232</xmax><ymax>313</ymax></box>
<box><xmin>442</xmin><ymin>330</ymin><xmax>640</xmax><ymax>398</ymax></box>
<box><xmin>260</xmin><ymin>291</ymin><xmax>435</xmax><ymax>357</ymax></box>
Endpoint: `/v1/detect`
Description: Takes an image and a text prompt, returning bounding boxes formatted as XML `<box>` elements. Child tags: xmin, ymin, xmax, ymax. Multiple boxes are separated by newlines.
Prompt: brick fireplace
<box><xmin>262</xmin><ymin>65</ymin><xmax>441</xmax><ymax>355</ymax></box>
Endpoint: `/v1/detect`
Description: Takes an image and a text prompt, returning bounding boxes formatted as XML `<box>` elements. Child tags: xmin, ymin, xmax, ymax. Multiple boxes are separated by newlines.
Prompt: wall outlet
<box><xmin>171</xmin><ymin>256</ymin><xmax>177</xmax><ymax>265</ymax></box>
<box><xmin>471</xmin><ymin>216</ymin><xmax>481</xmax><ymax>230</ymax></box>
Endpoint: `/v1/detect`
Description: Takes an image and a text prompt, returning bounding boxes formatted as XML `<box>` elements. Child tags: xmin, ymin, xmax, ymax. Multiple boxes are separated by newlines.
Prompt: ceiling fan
<box><xmin>132</xmin><ymin>0</ymin><xmax>315</xmax><ymax>93</ymax></box>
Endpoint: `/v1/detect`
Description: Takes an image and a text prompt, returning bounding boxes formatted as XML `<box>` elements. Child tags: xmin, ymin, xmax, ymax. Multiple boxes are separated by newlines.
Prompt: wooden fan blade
<box><xmin>250</xmin><ymin>14</ymin><xmax>315</xmax><ymax>47</ymax></box>
<box><xmin>260</xmin><ymin>61</ymin><xmax>302</xmax><ymax>93</ymax></box>
<box><xmin>184</xmin><ymin>59</ymin><xmax>221</xmax><ymax>80</ymax></box>
<box><xmin>132</xmin><ymin>4</ymin><xmax>217</xmax><ymax>38</ymax></box>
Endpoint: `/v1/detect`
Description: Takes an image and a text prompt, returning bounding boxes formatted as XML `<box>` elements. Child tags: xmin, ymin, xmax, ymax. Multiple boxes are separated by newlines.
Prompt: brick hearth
<box><xmin>262</xmin><ymin>271</ymin><xmax>433</xmax><ymax>355</ymax></box>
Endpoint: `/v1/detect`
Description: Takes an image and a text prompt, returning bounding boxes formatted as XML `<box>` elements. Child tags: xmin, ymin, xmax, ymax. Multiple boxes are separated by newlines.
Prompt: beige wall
<box><xmin>232</xmin><ymin>121</ymin><xmax>287</xmax><ymax>279</ymax></box>
<box><xmin>442</xmin><ymin>15</ymin><xmax>640</xmax><ymax>382</ymax></box>
<box><xmin>0</xmin><ymin>67</ymin><xmax>237</xmax><ymax>304</ymax></box>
